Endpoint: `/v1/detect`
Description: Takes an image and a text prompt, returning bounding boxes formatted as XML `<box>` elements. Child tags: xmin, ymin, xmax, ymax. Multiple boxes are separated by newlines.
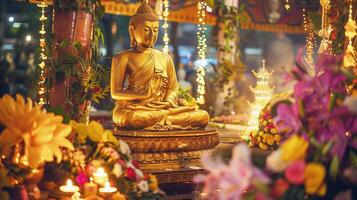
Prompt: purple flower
<box><xmin>274</xmin><ymin>103</ymin><xmax>302</xmax><ymax>135</ymax></box>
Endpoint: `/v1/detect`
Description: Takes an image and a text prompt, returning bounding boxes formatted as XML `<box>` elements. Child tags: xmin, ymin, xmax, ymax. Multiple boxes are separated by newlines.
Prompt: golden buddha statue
<box><xmin>111</xmin><ymin>1</ymin><xmax>209</xmax><ymax>130</ymax></box>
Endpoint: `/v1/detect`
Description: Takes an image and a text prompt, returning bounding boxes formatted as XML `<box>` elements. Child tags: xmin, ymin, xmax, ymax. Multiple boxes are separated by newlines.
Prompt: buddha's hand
<box><xmin>149</xmin><ymin>101</ymin><xmax>172</xmax><ymax>109</ymax></box>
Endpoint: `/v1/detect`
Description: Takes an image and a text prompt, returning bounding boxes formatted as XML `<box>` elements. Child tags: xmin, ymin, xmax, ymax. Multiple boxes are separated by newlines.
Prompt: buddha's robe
<box><xmin>113</xmin><ymin>50</ymin><xmax>209</xmax><ymax>130</ymax></box>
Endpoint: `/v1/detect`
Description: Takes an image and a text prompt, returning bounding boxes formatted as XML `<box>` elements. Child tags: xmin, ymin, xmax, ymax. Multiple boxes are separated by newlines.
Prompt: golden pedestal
<box><xmin>113</xmin><ymin>128</ymin><xmax>219</xmax><ymax>171</ymax></box>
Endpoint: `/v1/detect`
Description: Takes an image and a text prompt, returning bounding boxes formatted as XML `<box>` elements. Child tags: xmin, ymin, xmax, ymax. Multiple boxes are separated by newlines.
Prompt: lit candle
<box><xmin>93</xmin><ymin>167</ymin><xmax>108</xmax><ymax>186</ymax></box>
<box><xmin>60</xmin><ymin>179</ymin><xmax>79</xmax><ymax>193</ymax></box>
<box><xmin>99</xmin><ymin>179</ymin><xmax>117</xmax><ymax>194</ymax></box>
<box><xmin>84</xmin><ymin>178</ymin><xmax>98</xmax><ymax>197</ymax></box>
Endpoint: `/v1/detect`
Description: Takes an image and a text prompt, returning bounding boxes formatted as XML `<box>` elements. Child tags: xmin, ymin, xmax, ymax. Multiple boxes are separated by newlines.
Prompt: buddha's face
<box><xmin>131</xmin><ymin>21</ymin><xmax>159</xmax><ymax>48</ymax></box>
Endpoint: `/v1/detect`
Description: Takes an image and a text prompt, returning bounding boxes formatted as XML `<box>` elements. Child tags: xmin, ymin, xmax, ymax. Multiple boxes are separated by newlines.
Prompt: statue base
<box><xmin>112</xmin><ymin>128</ymin><xmax>219</xmax><ymax>171</ymax></box>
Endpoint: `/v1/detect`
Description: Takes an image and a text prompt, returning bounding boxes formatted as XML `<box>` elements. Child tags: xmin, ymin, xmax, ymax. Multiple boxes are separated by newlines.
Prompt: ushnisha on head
<box><xmin>129</xmin><ymin>0</ymin><xmax>160</xmax><ymax>48</ymax></box>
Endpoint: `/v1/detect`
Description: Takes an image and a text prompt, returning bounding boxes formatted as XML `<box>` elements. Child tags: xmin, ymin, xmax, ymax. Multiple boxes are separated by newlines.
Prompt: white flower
<box><xmin>135</xmin><ymin>168</ymin><xmax>144</xmax><ymax>179</ymax></box>
<box><xmin>344</xmin><ymin>96</ymin><xmax>357</xmax><ymax>114</ymax></box>
<box><xmin>112</xmin><ymin>163</ymin><xmax>123</xmax><ymax>178</ymax></box>
<box><xmin>119</xmin><ymin>140</ymin><xmax>131</xmax><ymax>155</ymax></box>
<box><xmin>266</xmin><ymin>149</ymin><xmax>289</xmax><ymax>172</ymax></box>
<box><xmin>137</xmin><ymin>180</ymin><xmax>149</xmax><ymax>193</ymax></box>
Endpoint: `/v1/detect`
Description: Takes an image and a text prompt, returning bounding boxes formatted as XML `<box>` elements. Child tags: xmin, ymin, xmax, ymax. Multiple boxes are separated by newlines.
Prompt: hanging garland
<box><xmin>196</xmin><ymin>0</ymin><xmax>207</xmax><ymax>105</ymax></box>
<box><xmin>343</xmin><ymin>0</ymin><xmax>356</xmax><ymax>69</ymax></box>
<box><xmin>318</xmin><ymin>0</ymin><xmax>332</xmax><ymax>54</ymax></box>
<box><xmin>162</xmin><ymin>0</ymin><xmax>170</xmax><ymax>54</ymax></box>
<box><xmin>37</xmin><ymin>0</ymin><xmax>48</xmax><ymax>105</ymax></box>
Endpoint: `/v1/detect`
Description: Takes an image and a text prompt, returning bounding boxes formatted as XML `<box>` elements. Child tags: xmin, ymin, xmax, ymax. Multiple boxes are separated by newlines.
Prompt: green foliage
<box><xmin>52</xmin><ymin>0</ymin><xmax>110</xmax><ymax>121</ymax></box>
<box><xmin>210</xmin><ymin>3</ymin><xmax>246</xmax><ymax>115</ymax></box>
<box><xmin>178</xmin><ymin>88</ymin><xmax>197</xmax><ymax>106</ymax></box>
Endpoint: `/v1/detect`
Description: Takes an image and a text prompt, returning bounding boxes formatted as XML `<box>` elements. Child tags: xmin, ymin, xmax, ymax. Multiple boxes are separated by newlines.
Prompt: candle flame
<box><xmin>105</xmin><ymin>180</ymin><xmax>110</xmax><ymax>188</ymax></box>
<box><xmin>66</xmin><ymin>179</ymin><xmax>73</xmax><ymax>187</ymax></box>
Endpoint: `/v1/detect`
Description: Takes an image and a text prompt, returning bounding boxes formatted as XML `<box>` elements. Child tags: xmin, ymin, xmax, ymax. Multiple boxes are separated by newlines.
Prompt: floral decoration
<box><xmin>61</xmin><ymin>120</ymin><xmax>164</xmax><ymax>200</ymax></box>
<box><xmin>197</xmin><ymin>53</ymin><xmax>357</xmax><ymax>200</ymax></box>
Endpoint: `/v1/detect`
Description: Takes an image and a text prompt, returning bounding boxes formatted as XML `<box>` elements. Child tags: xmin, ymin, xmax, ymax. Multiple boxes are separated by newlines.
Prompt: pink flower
<box><xmin>284</xmin><ymin>160</ymin><xmax>306</xmax><ymax>185</ymax></box>
<box><xmin>126</xmin><ymin>167</ymin><xmax>136</xmax><ymax>181</ymax></box>
<box><xmin>76</xmin><ymin>172</ymin><xmax>89</xmax><ymax>186</ymax></box>
<box><xmin>195</xmin><ymin>144</ymin><xmax>270</xmax><ymax>200</ymax></box>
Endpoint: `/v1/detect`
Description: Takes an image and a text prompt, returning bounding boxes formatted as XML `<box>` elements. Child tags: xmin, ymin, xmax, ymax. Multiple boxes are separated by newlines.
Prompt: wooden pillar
<box><xmin>50</xmin><ymin>0</ymin><xmax>93</xmax><ymax>121</ymax></box>
<box><xmin>214</xmin><ymin>0</ymin><xmax>243</xmax><ymax>115</ymax></box>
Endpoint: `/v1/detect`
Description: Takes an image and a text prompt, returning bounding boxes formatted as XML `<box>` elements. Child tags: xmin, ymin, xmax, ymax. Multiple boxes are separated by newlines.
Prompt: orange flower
<box><xmin>149</xmin><ymin>174</ymin><xmax>158</xmax><ymax>191</ymax></box>
<box><xmin>0</xmin><ymin>95</ymin><xmax>74</xmax><ymax>168</ymax></box>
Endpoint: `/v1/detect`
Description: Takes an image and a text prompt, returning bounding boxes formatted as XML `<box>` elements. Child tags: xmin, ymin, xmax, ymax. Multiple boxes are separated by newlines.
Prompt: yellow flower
<box><xmin>0</xmin><ymin>94</ymin><xmax>74</xmax><ymax>168</ymax></box>
<box><xmin>304</xmin><ymin>163</ymin><xmax>326</xmax><ymax>197</ymax></box>
<box><xmin>281</xmin><ymin>135</ymin><xmax>308</xmax><ymax>162</ymax></box>
<box><xmin>70</xmin><ymin>120</ymin><xmax>118</xmax><ymax>145</ymax></box>
<box><xmin>149</xmin><ymin>174</ymin><xmax>158</xmax><ymax>191</ymax></box>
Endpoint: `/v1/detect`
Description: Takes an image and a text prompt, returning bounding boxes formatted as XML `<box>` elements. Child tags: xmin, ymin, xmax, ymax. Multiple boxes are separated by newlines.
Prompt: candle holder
<box><xmin>99</xmin><ymin>179</ymin><xmax>117</xmax><ymax>197</ymax></box>
<box><xmin>93</xmin><ymin>167</ymin><xmax>108</xmax><ymax>186</ymax></box>
<box><xmin>84</xmin><ymin>178</ymin><xmax>98</xmax><ymax>197</ymax></box>
<box><xmin>59</xmin><ymin>179</ymin><xmax>79</xmax><ymax>195</ymax></box>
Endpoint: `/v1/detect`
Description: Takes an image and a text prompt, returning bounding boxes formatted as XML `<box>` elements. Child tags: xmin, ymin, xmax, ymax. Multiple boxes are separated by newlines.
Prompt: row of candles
<box><xmin>59</xmin><ymin>167</ymin><xmax>117</xmax><ymax>197</ymax></box>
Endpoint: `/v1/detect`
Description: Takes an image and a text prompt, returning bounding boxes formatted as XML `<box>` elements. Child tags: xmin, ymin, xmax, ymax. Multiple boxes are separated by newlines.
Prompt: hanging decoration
<box><xmin>302</xmin><ymin>8</ymin><xmax>316</xmax><ymax>74</ymax></box>
<box><xmin>162</xmin><ymin>0</ymin><xmax>170</xmax><ymax>54</ymax></box>
<box><xmin>247</xmin><ymin>60</ymin><xmax>274</xmax><ymax>132</ymax></box>
<box><xmin>196</xmin><ymin>0</ymin><xmax>207</xmax><ymax>105</ymax></box>
<box><xmin>343</xmin><ymin>0</ymin><xmax>356</xmax><ymax>69</ymax></box>
<box><xmin>318</xmin><ymin>0</ymin><xmax>332</xmax><ymax>54</ymax></box>
<box><xmin>284</xmin><ymin>0</ymin><xmax>291</xmax><ymax>11</ymax></box>
<box><xmin>37</xmin><ymin>0</ymin><xmax>48</xmax><ymax>105</ymax></box>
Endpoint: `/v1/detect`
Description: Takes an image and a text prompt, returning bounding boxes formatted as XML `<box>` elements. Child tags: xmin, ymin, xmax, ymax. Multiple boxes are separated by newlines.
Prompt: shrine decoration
<box><xmin>318</xmin><ymin>0</ymin><xmax>332</xmax><ymax>54</ymax></box>
<box><xmin>247</xmin><ymin>60</ymin><xmax>274</xmax><ymax>132</ymax></box>
<box><xmin>343</xmin><ymin>0</ymin><xmax>356</xmax><ymax>69</ymax></box>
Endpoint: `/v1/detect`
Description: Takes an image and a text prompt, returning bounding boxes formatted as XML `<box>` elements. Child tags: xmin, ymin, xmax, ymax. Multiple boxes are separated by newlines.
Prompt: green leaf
<box><xmin>322</xmin><ymin>140</ymin><xmax>333</xmax><ymax>156</ymax></box>
<box><xmin>328</xmin><ymin>93</ymin><xmax>337</xmax><ymax>112</ymax></box>
<box><xmin>350</xmin><ymin>151</ymin><xmax>357</xmax><ymax>166</ymax></box>
<box><xmin>116</xmin><ymin>177</ymin><xmax>130</xmax><ymax>195</ymax></box>
<box><xmin>45</xmin><ymin>106</ymin><xmax>71</xmax><ymax>124</ymax></box>
<box><xmin>330</xmin><ymin>155</ymin><xmax>339</xmax><ymax>180</ymax></box>
<box><xmin>73</xmin><ymin>41</ymin><xmax>82</xmax><ymax>51</ymax></box>
<box><xmin>341</xmin><ymin>68</ymin><xmax>356</xmax><ymax>80</ymax></box>
<box><xmin>59</xmin><ymin>39</ymin><xmax>69</xmax><ymax>48</ymax></box>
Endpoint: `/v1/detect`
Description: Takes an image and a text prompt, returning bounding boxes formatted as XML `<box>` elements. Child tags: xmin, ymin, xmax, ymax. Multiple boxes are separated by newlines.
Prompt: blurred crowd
<box><xmin>0</xmin><ymin>49</ymin><xmax>37</xmax><ymax>97</ymax></box>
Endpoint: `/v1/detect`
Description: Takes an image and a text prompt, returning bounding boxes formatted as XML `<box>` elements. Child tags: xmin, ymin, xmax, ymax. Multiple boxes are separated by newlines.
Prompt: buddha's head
<box><xmin>129</xmin><ymin>1</ymin><xmax>159</xmax><ymax>48</ymax></box>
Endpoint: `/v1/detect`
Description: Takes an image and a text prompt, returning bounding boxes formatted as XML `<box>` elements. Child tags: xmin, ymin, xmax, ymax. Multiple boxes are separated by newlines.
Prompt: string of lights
<box><xmin>302</xmin><ymin>8</ymin><xmax>316</xmax><ymax>74</ymax></box>
<box><xmin>162</xmin><ymin>0</ymin><xmax>170</xmax><ymax>54</ymax></box>
<box><xmin>37</xmin><ymin>1</ymin><xmax>48</xmax><ymax>105</ymax></box>
<box><xmin>196</xmin><ymin>0</ymin><xmax>207</xmax><ymax>105</ymax></box>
